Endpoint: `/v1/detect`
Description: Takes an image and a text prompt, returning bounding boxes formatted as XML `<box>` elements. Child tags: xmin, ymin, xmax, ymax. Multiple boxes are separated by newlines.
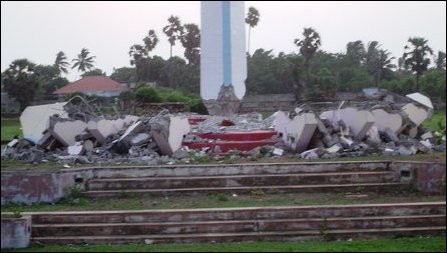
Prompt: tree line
<box><xmin>2</xmin><ymin>6</ymin><xmax>445</xmax><ymax>112</ymax></box>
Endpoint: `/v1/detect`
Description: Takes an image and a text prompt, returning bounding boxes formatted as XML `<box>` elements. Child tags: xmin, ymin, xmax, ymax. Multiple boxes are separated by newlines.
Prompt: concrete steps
<box><xmin>83</xmin><ymin>161</ymin><xmax>404</xmax><ymax>197</ymax></box>
<box><xmin>82</xmin><ymin>182</ymin><xmax>410</xmax><ymax>197</ymax></box>
<box><xmin>183</xmin><ymin>130</ymin><xmax>279</xmax><ymax>153</ymax></box>
<box><xmin>87</xmin><ymin>171</ymin><xmax>395</xmax><ymax>190</ymax></box>
<box><xmin>31</xmin><ymin>227</ymin><xmax>446</xmax><ymax>245</ymax></box>
<box><xmin>30</xmin><ymin>202</ymin><xmax>446</xmax><ymax>245</ymax></box>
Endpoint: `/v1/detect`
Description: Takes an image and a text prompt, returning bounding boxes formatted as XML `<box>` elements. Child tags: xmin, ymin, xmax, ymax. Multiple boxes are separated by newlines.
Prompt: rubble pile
<box><xmin>2</xmin><ymin>97</ymin><xmax>192</xmax><ymax>166</ymax></box>
<box><xmin>1</xmin><ymin>90</ymin><xmax>445</xmax><ymax>166</ymax></box>
<box><xmin>273</xmin><ymin>90</ymin><xmax>446</xmax><ymax>159</ymax></box>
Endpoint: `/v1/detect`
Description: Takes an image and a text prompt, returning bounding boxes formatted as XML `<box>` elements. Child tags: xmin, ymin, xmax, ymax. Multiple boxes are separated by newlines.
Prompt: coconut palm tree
<box><xmin>402</xmin><ymin>37</ymin><xmax>433</xmax><ymax>91</ymax></box>
<box><xmin>374</xmin><ymin>49</ymin><xmax>395</xmax><ymax>86</ymax></box>
<box><xmin>163</xmin><ymin>15</ymin><xmax>184</xmax><ymax>58</ymax></box>
<box><xmin>434</xmin><ymin>50</ymin><xmax>446</xmax><ymax>70</ymax></box>
<box><xmin>180</xmin><ymin>23</ymin><xmax>200</xmax><ymax>65</ymax></box>
<box><xmin>294</xmin><ymin>27</ymin><xmax>321</xmax><ymax>86</ymax></box>
<box><xmin>72</xmin><ymin>48</ymin><xmax>96</xmax><ymax>74</ymax></box>
<box><xmin>143</xmin><ymin>29</ymin><xmax>159</xmax><ymax>57</ymax></box>
<box><xmin>54</xmin><ymin>51</ymin><xmax>70</xmax><ymax>75</ymax></box>
<box><xmin>346</xmin><ymin>40</ymin><xmax>365</xmax><ymax>65</ymax></box>
<box><xmin>245</xmin><ymin>6</ymin><xmax>260</xmax><ymax>55</ymax></box>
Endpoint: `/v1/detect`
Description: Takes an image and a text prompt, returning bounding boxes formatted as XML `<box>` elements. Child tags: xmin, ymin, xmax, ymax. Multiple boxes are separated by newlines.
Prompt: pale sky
<box><xmin>1</xmin><ymin>1</ymin><xmax>446</xmax><ymax>82</ymax></box>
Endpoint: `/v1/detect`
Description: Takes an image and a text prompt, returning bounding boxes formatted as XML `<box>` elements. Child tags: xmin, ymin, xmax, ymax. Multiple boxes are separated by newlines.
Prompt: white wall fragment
<box><xmin>371</xmin><ymin>109</ymin><xmax>403</xmax><ymax>134</ymax></box>
<box><xmin>19</xmin><ymin>102</ymin><xmax>67</xmax><ymax>144</ymax></box>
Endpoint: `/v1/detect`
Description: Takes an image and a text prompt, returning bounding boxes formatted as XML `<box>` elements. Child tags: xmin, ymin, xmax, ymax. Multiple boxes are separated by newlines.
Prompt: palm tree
<box><xmin>129</xmin><ymin>44</ymin><xmax>148</xmax><ymax>82</ymax></box>
<box><xmin>365</xmin><ymin>41</ymin><xmax>380</xmax><ymax>72</ymax></box>
<box><xmin>294</xmin><ymin>27</ymin><xmax>321</xmax><ymax>86</ymax></box>
<box><xmin>402</xmin><ymin>37</ymin><xmax>433</xmax><ymax>91</ymax></box>
<box><xmin>54</xmin><ymin>51</ymin><xmax>70</xmax><ymax>74</ymax></box>
<box><xmin>180</xmin><ymin>23</ymin><xmax>201</xmax><ymax>65</ymax></box>
<box><xmin>143</xmin><ymin>29</ymin><xmax>159</xmax><ymax>57</ymax></box>
<box><xmin>245</xmin><ymin>7</ymin><xmax>260</xmax><ymax>55</ymax></box>
<box><xmin>346</xmin><ymin>40</ymin><xmax>365</xmax><ymax>65</ymax></box>
<box><xmin>162</xmin><ymin>15</ymin><xmax>184</xmax><ymax>58</ymax></box>
<box><xmin>434</xmin><ymin>51</ymin><xmax>446</xmax><ymax>70</ymax></box>
<box><xmin>374</xmin><ymin>49</ymin><xmax>395</xmax><ymax>86</ymax></box>
<box><xmin>72</xmin><ymin>48</ymin><xmax>96</xmax><ymax>74</ymax></box>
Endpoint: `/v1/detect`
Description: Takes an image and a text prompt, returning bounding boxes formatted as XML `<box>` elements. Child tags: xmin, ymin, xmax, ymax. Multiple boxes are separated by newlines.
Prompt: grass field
<box><xmin>5</xmin><ymin>236</ymin><xmax>446</xmax><ymax>252</ymax></box>
<box><xmin>2</xmin><ymin>191</ymin><xmax>445</xmax><ymax>213</ymax></box>
<box><xmin>1</xmin><ymin>118</ymin><xmax>22</xmax><ymax>141</ymax></box>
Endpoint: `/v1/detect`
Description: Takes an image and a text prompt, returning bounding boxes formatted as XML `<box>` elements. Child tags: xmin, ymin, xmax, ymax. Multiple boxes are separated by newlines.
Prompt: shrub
<box><xmin>134</xmin><ymin>86</ymin><xmax>163</xmax><ymax>103</ymax></box>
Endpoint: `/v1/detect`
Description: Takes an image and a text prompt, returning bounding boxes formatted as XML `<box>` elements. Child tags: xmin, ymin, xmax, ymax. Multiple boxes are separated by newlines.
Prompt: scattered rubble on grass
<box><xmin>1</xmin><ymin>90</ymin><xmax>446</xmax><ymax>166</ymax></box>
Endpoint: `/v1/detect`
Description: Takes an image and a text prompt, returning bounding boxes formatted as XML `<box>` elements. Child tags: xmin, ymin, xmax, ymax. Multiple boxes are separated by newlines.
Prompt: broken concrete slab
<box><xmin>401</xmin><ymin>103</ymin><xmax>429</xmax><ymax>127</ymax></box>
<box><xmin>19</xmin><ymin>102</ymin><xmax>68</xmax><ymax>144</ymax></box>
<box><xmin>320</xmin><ymin>107</ymin><xmax>375</xmax><ymax>141</ymax></box>
<box><xmin>406</xmin><ymin>92</ymin><xmax>434</xmax><ymax>109</ymax></box>
<box><xmin>130</xmin><ymin>133</ymin><xmax>151</xmax><ymax>146</ymax></box>
<box><xmin>151</xmin><ymin>115</ymin><xmax>191</xmax><ymax>156</ymax></box>
<box><xmin>371</xmin><ymin>109</ymin><xmax>403</xmax><ymax>134</ymax></box>
<box><xmin>87</xmin><ymin>119</ymin><xmax>121</xmax><ymax>144</ymax></box>
<box><xmin>50</xmin><ymin>119</ymin><xmax>87</xmax><ymax>146</ymax></box>
<box><xmin>275</xmin><ymin>112</ymin><xmax>318</xmax><ymax>152</ymax></box>
<box><xmin>67</xmin><ymin>142</ymin><xmax>84</xmax><ymax>156</ymax></box>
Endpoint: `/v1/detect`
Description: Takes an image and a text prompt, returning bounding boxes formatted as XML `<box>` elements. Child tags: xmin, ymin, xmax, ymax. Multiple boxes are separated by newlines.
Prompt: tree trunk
<box><xmin>247</xmin><ymin>26</ymin><xmax>251</xmax><ymax>55</ymax></box>
<box><xmin>416</xmin><ymin>73</ymin><xmax>420</xmax><ymax>92</ymax></box>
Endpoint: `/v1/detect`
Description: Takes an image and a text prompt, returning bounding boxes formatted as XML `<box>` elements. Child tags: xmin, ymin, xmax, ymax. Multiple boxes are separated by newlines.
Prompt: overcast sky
<box><xmin>1</xmin><ymin>1</ymin><xmax>446</xmax><ymax>82</ymax></box>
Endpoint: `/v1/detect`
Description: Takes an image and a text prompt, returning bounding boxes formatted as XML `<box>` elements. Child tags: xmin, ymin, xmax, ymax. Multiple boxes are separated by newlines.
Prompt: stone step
<box><xmin>31</xmin><ymin>227</ymin><xmax>446</xmax><ymax>245</ymax></box>
<box><xmin>87</xmin><ymin>171</ymin><xmax>395</xmax><ymax>190</ymax></box>
<box><xmin>82</xmin><ymin>182</ymin><xmax>411</xmax><ymax>197</ymax></box>
<box><xmin>91</xmin><ymin>161</ymin><xmax>391</xmax><ymax>179</ymax></box>
<box><xmin>32</xmin><ymin>214</ymin><xmax>445</xmax><ymax>237</ymax></box>
<box><xmin>184</xmin><ymin>140</ymin><xmax>279</xmax><ymax>153</ymax></box>
<box><xmin>30</xmin><ymin>202</ymin><xmax>446</xmax><ymax>224</ymax></box>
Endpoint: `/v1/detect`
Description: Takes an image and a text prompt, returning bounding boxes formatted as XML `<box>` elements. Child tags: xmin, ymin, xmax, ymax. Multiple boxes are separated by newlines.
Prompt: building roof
<box><xmin>54</xmin><ymin>76</ymin><xmax>128</xmax><ymax>94</ymax></box>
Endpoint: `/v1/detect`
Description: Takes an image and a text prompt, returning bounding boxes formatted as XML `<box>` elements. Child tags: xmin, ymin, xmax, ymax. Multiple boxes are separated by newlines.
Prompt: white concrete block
<box><xmin>19</xmin><ymin>102</ymin><xmax>67</xmax><ymax>144</ymax></box>
<box><xmin>272</xmin><ymin>148</ymin><xmax>284</xmax><ymax>156</ymax></box>
<box><xmin>151</xmin><ymin>116</ymin><xmax>191</xmax><ymax>156</ymax></box>
<box><xmin>87</xmin><ymin>119</ymin><xmax>120</xmax><ymax>144</ymax></box>
<box><xmin>277</xmin><ymin>113</ymin><xmax>318</xmax><ymax>152</ymax></box>
<box><xmin>67</xmin><ymin>142</ymin><xmax>84</xmax><ymax>155</ymax></box>
<box><xmin>51</xmin><ymin>120</ymin><xmax>87</xmax><ymax>146</ymax></box>
<box><xmin>402</xmin><ymin>103</ymin><xmax>429</xmax><ymax>126</ymax></box>
<box><xmin>406</xmin><ymin>92</ymin><xmax>434</xmax><ymax>109</ymax></box>
<box><xmin>320</xmin><ymin>107</ymin><xmax>375</xmax><ymax>141</ymax></box>
<box><xmin>371</xmin><ymin>109</ymin><xmax>403</xmax><ymax>134</ymax></box>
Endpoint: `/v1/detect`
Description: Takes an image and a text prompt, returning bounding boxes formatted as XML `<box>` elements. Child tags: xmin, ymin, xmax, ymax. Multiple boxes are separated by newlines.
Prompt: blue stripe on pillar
<box><xmin>222</xmin><ymin>1</ymin><xmax>232</xmax><ymax>86</ymax></box>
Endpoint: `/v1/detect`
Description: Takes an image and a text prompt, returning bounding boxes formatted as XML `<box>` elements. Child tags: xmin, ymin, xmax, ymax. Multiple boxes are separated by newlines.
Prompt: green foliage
<box><xmin>2</xmin><ymin>59</ymin><xmax>40</xmax><ymax>111</ymax></box>
<box><xmin>217</xmin><ymin>193</ymin><xmax>229</xmax><ymax>202</ymax></box>
<box><xmin>110</xmin><ymin>67</ymin><xmax>136</xmax><ymax>83</ymax></box>
<box><xmin>81</xmin><ymin>68</ymin><xmax>106</xmax><ymax>77</ymax></box>
<box><xmin>188</xmin><ymin>98</ymin><xmax>208</xmax><ymax>114</ymax></box>
<box><xmin>72</xmin><ymin>48</ymin><xmax>96</xmax><ymax>73</ymax></box>
<box><xmin>165</xmin><ymin>90</ymin><xmax>191</xmax><ymax>103</ymax></box>
<box><xmin>134</xmin><ymin>86</ymin><xmax>162</xmax><ymax>103</ymax></box>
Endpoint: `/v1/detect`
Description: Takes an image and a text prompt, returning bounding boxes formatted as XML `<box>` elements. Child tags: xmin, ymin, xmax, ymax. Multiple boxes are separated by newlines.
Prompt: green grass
<box><xmin>5</xmin><ymin>236</ymin><xmax>446</xmax><ymax>252</ymax></box>
<box><xmin>2</xmin><ymin>192</ymin><xmax>445</xmax><ymax>213</ymax></box>
<box><xmin>1</xmin><ymin>118</ymin><xmax>22</xmax><ymax>141</ymax></box>
<box><xmin>422</xmin><ymin>110</ymin><xmax>446</xmax><ymax>132</ymax></box>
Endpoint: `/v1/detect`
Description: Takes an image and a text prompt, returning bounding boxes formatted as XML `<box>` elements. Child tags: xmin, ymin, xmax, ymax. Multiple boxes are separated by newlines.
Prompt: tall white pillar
<box><xmin>200</xmin><ymin>1</ymin><xmax>247</xmax><ymax>115</ymax></box>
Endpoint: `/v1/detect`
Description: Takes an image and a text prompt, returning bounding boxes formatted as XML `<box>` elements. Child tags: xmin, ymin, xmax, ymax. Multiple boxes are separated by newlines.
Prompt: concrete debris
<box><xmin>272</xmin><ymin>148</ymin><xmax>284</xmax><ymax>156</ymax></box>
<box><xmin>1</xmin><ymin>89</ymin><xmax>444</xmax><ymax>166</ymax></box>
<box><xmin>150</xmin><ymin>115</ymin><xmax>190</xmax><ymax>156</ymax></box>
<box><xmin>406</xmin><ymin>92</ymin><xmax>434</xmax><ymax>109</ymax></box>
<box><xmin>19</xmin><ymin>102</ymin><xmax>68</xmax><ymax>144</ymax></box>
